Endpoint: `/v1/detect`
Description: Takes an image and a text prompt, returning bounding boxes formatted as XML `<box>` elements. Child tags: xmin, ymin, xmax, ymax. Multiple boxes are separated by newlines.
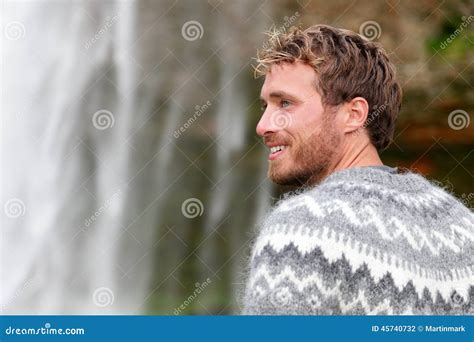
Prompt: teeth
<box><xmin>270</xmin><ymin>145</ymin><xmax>286</xmax><ymax>153</ymax></box>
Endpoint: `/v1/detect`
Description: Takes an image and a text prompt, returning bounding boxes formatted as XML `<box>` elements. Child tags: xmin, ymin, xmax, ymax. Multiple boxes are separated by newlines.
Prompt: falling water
<box><xmin>2</xmin><ymin>0</ymin><xmax>275</xmax><ymax>314</ymax></box>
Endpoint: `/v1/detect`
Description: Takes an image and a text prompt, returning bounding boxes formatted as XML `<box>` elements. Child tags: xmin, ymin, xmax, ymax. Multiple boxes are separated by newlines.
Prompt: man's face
<box><xmin>257</xmin><ymin>61</ymin><xmax>343</xmax><ymax>186</ymax></box>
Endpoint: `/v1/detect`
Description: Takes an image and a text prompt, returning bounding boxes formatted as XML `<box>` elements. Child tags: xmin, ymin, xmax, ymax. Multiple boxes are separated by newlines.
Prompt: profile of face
<box><xmin>257</xmin><ymin>62</ymin><xmax>344</xmax><ymax>186</ymax></box>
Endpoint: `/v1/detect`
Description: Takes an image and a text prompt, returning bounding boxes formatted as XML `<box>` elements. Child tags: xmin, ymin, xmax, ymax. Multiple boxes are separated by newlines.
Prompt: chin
<box><xmin>268</xmin><ymin>169</ymin><xmax>304</xmax><ymax>186</ymax></box>
<box><xmin>268</xmin><ymin>163</ymin><xmax>327</xmax><ymax>187</ymax></box>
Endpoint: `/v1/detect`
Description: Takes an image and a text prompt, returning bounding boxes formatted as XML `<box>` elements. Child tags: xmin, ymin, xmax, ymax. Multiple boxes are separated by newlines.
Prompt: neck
<box><xmin>308</xmin><ymin>137</ymin><xmax>382</xmax><ymax>187</ymax></box>
<box><xmin>333</xmin><ymin>139</ymin><xmax>383</xmax><ymax>172</ymax></box>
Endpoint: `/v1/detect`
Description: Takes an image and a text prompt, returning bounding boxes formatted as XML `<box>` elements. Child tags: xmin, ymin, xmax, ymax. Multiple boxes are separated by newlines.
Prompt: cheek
<box><xmin>292</xmin><ymin>105</ymin><xmax>324</xmax><ymax>136</ymax></box>
<box><xmin>290</xmin><ymin>119</ymin><xmax>320</xmax><ymax>144</ymax></box>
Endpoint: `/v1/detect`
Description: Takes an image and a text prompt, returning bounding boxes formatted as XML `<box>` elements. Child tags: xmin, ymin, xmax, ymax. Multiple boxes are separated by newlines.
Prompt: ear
<box><xmin>342</xmin><ymin>97</ymin><xmax>369</xmax><ymax>133</ymax></box>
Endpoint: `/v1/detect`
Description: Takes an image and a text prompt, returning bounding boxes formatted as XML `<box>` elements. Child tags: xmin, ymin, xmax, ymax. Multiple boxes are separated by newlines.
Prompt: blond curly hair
<box><xmin>254</xmin><ymin>25</ymin><xmax>402</xmax><ymax>151</ymax></box>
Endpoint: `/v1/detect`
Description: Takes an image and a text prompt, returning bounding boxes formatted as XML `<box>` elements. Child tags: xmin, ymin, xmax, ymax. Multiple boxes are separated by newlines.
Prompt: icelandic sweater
<box><xmin>242</xmin><ymin>166</ymin><xmax>474</xmax><ymax>315</ymax></box>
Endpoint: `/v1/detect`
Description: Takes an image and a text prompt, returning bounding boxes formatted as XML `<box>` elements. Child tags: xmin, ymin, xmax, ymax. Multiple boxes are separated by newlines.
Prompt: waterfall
<box><xmin>2</xmin><ymin>0</ymin><xmax>275</xmax><ymax>314</ymax></box>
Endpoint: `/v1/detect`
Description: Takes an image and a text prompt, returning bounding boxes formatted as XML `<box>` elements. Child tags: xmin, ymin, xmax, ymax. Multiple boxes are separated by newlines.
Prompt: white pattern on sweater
<box><xmin>243</xmin><ymin>166</ymin><xmax>474</xmax><ymax>315</ymax></box>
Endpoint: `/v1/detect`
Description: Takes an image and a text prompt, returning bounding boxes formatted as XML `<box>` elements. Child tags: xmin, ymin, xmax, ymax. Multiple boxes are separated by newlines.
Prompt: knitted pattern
<box><xmin>242</xmin><ymin>166</ymin><xmax>474</xmax><ymax>315</ymax></box>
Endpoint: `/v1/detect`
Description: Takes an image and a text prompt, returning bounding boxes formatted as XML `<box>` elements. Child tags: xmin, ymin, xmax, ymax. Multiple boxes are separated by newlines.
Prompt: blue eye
<box><xmin>281</xmin><ymin>100</ymin><xmax>291</xmax><ymax>108</ymax></box>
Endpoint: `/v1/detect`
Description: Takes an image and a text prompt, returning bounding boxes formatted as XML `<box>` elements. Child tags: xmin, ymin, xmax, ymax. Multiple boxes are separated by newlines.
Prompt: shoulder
<box><xmin>288</xmin><ymin>168</ymin><xmax>474</xmax><ymax>229</ymax></box>
<box><xmin>246</xmin><ymin>167</ymin><xmax>473</xmax><ymax>315</ymax></box>
<box><xmin>257</xmin><ymin>166</ymin><xmax>474</xmax><ymax>284</ymax></box>
<box><xmin>256</xmin><ymin>169</ymin><xmax>451</xmax><ymax>239</ymax></box>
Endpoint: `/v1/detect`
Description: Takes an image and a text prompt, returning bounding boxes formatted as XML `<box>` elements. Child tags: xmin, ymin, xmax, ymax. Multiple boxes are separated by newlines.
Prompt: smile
<box><xmin>269</xmin><ymin>145</ymin><xmax>287</xmax><ymax>160</ymax></box>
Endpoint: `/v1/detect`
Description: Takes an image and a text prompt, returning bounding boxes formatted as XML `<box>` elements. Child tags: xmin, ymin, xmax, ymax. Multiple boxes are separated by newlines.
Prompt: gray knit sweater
<box><xmin>242</xmin><ymin>166</ymin><xmax>474</xmax><ymax>315</ymax></box>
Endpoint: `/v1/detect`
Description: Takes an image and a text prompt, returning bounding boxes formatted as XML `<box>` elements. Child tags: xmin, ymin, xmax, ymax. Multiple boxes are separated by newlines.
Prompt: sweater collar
<box><xmin>318</xmin><ymin>165</ymin><xmax>427</xmax><ymax>192</ymax></box>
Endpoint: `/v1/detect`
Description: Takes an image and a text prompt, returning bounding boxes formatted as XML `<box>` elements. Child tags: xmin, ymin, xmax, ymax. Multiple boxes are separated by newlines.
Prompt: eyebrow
<box><xmin>259</xmin><ymin>91</ymin><xmax>299</xmax><ymax>102</ymax></box>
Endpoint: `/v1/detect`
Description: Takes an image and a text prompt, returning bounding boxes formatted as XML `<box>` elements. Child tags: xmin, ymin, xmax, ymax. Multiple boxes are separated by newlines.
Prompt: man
<box><xmin>242</xmin><ymin>25</ymin><xmax>473</xmax><ymax>315</ymax></box>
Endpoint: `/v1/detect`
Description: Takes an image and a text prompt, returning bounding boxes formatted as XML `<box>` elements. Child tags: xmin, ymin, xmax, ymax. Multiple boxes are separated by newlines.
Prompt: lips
<box><xmin>264</xmin><ymin>135</ymin><xmax>290</xmax><ymax>161</ymax></box>
<box><xmin>270</xmin><ymin>145</ymin><xmax>286</xmax><ymax>153</ymax></box>
<box><xmin>268</xmin><ymin>144</ymin><xmax>288</xmax><ymax>160</ymax></box>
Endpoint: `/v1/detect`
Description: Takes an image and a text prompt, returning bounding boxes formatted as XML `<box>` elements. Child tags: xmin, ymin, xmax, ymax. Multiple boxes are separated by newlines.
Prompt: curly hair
<box><xmin>254</xmin><ymin>25</ymin><xmax>402</xmax><ymax>151</ymax></box>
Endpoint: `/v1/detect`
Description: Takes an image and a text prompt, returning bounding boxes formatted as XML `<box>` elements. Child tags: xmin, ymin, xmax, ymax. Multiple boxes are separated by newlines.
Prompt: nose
<box><xmin>256</xmin><ymin>108</ymin><xmax>279</xmax><ymax>137</ymax></box>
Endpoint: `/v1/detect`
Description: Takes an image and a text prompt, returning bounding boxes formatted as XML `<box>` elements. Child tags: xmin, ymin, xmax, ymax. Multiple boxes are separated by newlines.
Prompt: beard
<box><xmin>267</xmin><ymin>113</ymin><xmax>341</xmax><ymax>187</ymax></box>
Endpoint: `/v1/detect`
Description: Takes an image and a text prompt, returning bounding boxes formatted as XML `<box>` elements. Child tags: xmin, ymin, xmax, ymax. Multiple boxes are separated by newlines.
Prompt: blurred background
<box><xmin>1</xmin><ymin>0</ymin><xmax>473</xmax><ymax>315</ymax></box>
